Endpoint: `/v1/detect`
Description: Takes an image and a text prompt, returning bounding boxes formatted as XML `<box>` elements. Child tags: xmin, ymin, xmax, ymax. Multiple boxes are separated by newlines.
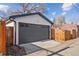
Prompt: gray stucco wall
<box><xmin>14</xmin><ymin>14</ymin><xmax>51</xmax><ymax>45</ymax></box>
<box><xmin>15</xmin><ymin>14</ymin><xmax>51</xmax><ymax>25</ymax></box>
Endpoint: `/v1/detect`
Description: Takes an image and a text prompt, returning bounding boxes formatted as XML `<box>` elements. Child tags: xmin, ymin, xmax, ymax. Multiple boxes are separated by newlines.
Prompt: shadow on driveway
<box><xmin>20</xmin><ymin>43</ymin><xmax>65</xmax><ymax>56</ymax></box>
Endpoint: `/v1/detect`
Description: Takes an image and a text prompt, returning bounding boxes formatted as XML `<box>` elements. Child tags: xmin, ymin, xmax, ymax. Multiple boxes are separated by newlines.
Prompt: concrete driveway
<box><xmin>20</xmin><ymin>39</ymin><xmax>61</xmax><ymax>56</ymax></box>
<box><xmin>1</xmin><ymin>38</ymin><xmax>79</xmax><ymax>56</ymax></box>
<box><xmin>20</xmin><ymin>38</ymin><xmax>79</xmax><ymax>56</ymax></box>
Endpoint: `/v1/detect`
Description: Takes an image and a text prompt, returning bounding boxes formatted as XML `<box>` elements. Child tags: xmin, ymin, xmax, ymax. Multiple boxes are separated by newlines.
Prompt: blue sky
<box><xmin>0</xmin><ymin>3</ymin><xmax>79</xmax><ymax>24</ymax></box>
<box><xmin>44</xmin><ymin>3</ymin><xmax>79</xmax><ymax>24</ymax></box>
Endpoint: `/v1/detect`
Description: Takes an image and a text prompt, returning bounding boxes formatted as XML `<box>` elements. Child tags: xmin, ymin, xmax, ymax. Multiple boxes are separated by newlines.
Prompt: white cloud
<box><xmin>52</xmin><ymin>12</ymin><xmax>56</xmax><ymax>16</ymax></box>
<box><xmin>62</xmin><ymin>3</ymin><xmax>73</xmax><ymax>11</ymax></box>
<box><xmin>0</xmin><ymin>5</ymin><xmax>10</xmax><ymax>13</ymax></box>
<box><xmin>61</xmin><ymin>3</ymin><xmax>75</xmax><ymax>16</ymax></box>
<box><xmin>61</xmin><ymin>12</ymin><xmax>67</xmax><ymax>16</ymax></box>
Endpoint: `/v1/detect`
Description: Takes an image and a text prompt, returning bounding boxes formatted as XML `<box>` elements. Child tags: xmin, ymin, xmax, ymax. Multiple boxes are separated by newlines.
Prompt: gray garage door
<box><xmin>19</xmin><ymin>22</ymin><xmax>50</xmax><ymax>44</ymax></box>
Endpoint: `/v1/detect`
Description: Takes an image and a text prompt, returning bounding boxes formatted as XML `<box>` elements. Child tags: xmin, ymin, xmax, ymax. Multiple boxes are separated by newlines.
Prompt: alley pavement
<box><xmin>23</xmin><ymin>38</ymin><xmax>79</xmax><ymax>56</ymax></box>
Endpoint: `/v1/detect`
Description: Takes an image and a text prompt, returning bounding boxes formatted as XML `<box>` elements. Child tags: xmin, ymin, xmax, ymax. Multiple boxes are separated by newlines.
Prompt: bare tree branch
<box><xmin>0</xmin><ymin>3</ymin><xmax>46</xmax><ymax>17</ymax></box>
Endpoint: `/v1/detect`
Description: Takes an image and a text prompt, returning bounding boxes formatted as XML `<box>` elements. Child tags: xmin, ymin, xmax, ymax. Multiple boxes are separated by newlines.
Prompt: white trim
<box><xmin>16</xmin><ymin>22</ymin><xmax>19</xmax><ymax>45</ymax></box>
<box><xmin>13</xmin><ymin>25</ymin><xmax>15</xmax><ymax>45</ymax></box>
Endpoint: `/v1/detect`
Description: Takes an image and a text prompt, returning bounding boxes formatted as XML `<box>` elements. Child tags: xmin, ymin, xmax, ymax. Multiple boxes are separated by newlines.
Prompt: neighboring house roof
<box><xmin>60</xmin><ymin>24</ymin><xmax>78</xmax><ymax>30</ymax></box>
<box><xmin>8</xmin><ymin>12</ymin><xmax>53</xmax><ymax>24</ymax></box>
<box><xmin>52</xmin><ymin>24</ymin><xmax>78</xmax><ymax>31</ymax></box>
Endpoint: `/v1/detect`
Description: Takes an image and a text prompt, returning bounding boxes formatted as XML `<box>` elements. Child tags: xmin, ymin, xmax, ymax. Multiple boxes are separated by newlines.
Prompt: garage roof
<box><xmin>9</xmin><ymin>12</ymin><xmax>53</xmax><ymax>24</ymax></box>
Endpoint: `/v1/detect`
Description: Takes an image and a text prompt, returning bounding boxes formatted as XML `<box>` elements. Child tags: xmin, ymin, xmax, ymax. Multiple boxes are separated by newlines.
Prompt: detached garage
<box><xmin>6</xmin><ymin>12</ymin><xmax>53</xmax><ymax>45</ymax></box>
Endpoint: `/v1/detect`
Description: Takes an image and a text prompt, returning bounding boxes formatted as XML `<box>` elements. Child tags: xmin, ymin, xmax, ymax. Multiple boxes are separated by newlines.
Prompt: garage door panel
<box><xmin>19</xmin><ymin>23</ymin><xmax>49</xmax><ymax>44</ymax></box>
